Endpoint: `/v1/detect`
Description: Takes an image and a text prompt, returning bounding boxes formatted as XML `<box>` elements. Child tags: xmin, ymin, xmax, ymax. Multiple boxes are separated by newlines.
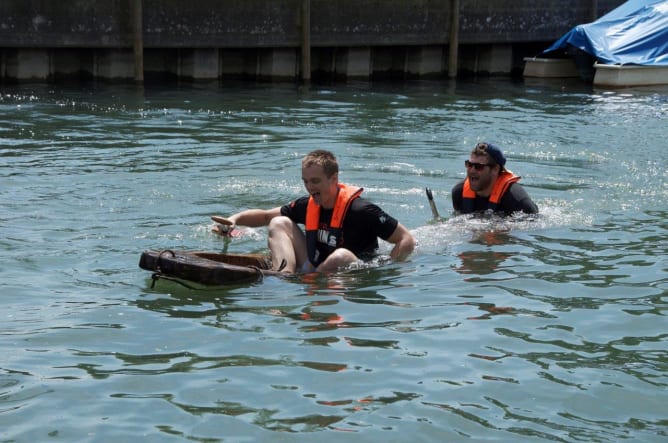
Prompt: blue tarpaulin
<box><xmin>543</xmin><ymin>0</ymin><xmax>668</xmax><ymax>65</ymax></box>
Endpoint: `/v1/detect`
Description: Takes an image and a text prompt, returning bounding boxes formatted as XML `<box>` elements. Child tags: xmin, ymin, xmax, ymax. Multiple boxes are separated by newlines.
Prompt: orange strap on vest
<box><xmin>305</xmin><ymin>184</ymin><xmax>363</xmax><ymax>231</ymax></box>
<box><xmin>462</xmin><ymin>170</ymin><xmax>520</xmax><ymax>208</ymax></box>
<box><xmin>304</xmin><ymin>183</ymin><xmax>363</xmax><ymax>267</ymax></box>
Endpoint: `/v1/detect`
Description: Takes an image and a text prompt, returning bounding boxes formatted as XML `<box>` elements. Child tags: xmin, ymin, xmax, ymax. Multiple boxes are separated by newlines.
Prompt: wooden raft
<box><xmin>139</xmin><ymin>250</ymin><xmax>281</xmax><ymax>286</ymax></box>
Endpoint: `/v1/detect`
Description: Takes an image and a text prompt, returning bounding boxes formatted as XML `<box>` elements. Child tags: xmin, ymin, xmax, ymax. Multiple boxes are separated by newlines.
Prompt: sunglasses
<box><xmin>465</xmin><ymin>160</ymin><xmax>492</xmax><ymax>171</ymax></box>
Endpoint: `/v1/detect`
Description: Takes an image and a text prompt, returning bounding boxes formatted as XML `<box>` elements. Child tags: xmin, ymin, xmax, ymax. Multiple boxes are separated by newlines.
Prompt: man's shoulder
<box><xmin>348</xmin><ymin>196</ymin><xmax>380</xmax><ymax>214</ymax></box>
<box><xmin>503</xmin><ymin>182</ymin><xmax>539</xmax><ymax>214</ymax></box>
<box><xmin>505</xmin><ymin>182</ymin><xmax>529</xmax><ymax>200</ymax></box>
<box><xmin>451</xmin><ymin>180</ymin><xmax>465</xmax><ymax>195</ymax></box>
<box><xmin>281</xmin><ymin>195</ymin><xmax>309</xmax><ymax>215</ymax></box>
<box><xmin>287</xmin><ymin>196</ymin><xmax>310</xmax><ymax>206</ymax></box>
<box><xmin>347</xmin><ymin>196</ymin><xmax>394</xmax><ymax>221</ymax></box>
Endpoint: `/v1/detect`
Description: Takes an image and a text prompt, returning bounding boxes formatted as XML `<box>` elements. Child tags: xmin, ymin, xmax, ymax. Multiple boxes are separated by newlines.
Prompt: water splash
<box><xmin>411</xmin><ymin>201</ymin><xmax>593</xmax><ymax>254</ymax></box>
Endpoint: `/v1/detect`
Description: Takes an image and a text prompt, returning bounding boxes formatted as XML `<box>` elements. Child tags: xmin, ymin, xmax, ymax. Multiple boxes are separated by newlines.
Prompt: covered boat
<box><xmin>139</xmin><ymin>249</ymin><xmax>283</xmax><ymax>287</ymax></box>
<box><xmin>525</xmin><ymin>0</ymin><xmax>668</xmax><ymax>86</ymax></box>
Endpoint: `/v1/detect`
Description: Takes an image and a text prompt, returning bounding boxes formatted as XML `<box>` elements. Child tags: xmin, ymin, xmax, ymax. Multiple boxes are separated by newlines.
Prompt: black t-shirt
<box><xmin>451</xmin><ymin>180</ymin><xmax>539</xmax><ymax>215</ymax></box>
<box><xmin>280</xmin><ymin>195</ymin><xmax>399</xmax><ymax>259</ymax></box>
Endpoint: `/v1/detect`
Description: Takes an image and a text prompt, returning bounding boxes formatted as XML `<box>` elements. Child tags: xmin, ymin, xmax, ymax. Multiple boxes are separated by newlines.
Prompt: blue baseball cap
<box><xmin>481</xmin><ymin>142</ymin><xmax>506</xmax><ymax>168</ymax></box>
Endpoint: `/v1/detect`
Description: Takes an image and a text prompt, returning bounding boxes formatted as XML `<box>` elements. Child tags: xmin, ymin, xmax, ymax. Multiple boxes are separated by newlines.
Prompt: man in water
<box><xmin>451</xmin><ymin>142</ymin><xmax>538</xmax><ymax>216</ymax></box>
<box><xmin>212</xmin><ymin>149</ymin><xmax>415</xmax><ymax>274</ymax></box>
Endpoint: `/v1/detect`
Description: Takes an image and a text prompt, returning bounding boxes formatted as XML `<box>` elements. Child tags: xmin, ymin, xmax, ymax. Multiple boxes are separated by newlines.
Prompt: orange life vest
<box><xmin>462</xmin><ymin>170</ymin><xmax>520</xmax><ymax>213</ymax></box>
<box><xmin>305</xmin><ymin>183</ymin><xmax>363</xmax><ymax>266</ymax></box>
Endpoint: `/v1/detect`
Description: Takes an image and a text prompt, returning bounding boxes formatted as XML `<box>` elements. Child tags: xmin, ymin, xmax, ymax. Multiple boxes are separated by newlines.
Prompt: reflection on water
<box><xmin>1</xmin><ymin>80</ymin><xmax>666</xmax><ymax>442</ymax></box>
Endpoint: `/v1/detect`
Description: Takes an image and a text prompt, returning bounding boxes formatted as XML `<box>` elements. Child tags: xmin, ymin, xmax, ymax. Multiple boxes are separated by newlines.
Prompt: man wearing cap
<box><xmin>451</xmin><ymin>142</ymin><xmax>538</xmax><ymax>216</ymax></box>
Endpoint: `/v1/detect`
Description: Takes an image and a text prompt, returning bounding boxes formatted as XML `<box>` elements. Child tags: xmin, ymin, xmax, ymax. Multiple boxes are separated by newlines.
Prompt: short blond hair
<box><xmin>302</xmin><ymin>150</ymin><xmax>339</xmax><ymax>178</ymax></box>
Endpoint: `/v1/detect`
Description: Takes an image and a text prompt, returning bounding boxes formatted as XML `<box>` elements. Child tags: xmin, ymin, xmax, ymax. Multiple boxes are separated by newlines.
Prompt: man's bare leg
<box><xmin>315</xmin><ymin>248</ymin><xmax>358</xmax><ymax>273</ymax></box>
<box><xmin>267</xmin><ymin>216</ymin><xmax>307</xmax><ymax>273</ymax></box>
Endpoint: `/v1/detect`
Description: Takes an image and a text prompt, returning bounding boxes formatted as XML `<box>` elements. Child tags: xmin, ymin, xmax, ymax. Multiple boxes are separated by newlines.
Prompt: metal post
<box><xmin>591</xmin><ymin>0</ymin><xmax>598</xmax><ymax>21</ymax></box>
<box><xmin>448</xmin><ymin>0</ymin><xmax>460</xmax><ymax>78</ymax></box>
<box><xmin>301</xmin><ymin>0</ymin><xmax>311</xmax><ymax>82</ymax></box>
<box><xmin>133</xmin><ymin>0</ymin><xmax>144</xmax><ymax>82</ymax></box>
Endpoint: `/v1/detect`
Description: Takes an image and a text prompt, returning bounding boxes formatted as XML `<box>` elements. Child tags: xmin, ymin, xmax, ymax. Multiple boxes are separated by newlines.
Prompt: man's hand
<box><xmin>211</xmin><ymin>215</ymin><xmax>239</xmax><ymax>237</ymax></box>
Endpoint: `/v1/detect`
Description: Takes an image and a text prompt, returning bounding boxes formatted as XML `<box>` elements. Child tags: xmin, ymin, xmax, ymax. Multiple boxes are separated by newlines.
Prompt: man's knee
<box><xmin>268</xmin><ymin>216</ymin><xmax>294</xmax><ymax>232</ymax></box>
<box><xmin>331</xmin><ymin>248</ymin><xmax>357</xmax><ymax>262</ymax></box>
<box><xmin>317</xmin><ymin>248</ymin><xmax>359</xmax><ymax>272</ymax></box>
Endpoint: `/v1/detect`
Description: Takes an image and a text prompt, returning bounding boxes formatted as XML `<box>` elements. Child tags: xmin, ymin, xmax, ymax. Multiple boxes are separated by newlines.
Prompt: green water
<box><xmin>1</xmin><ymin>79</ymin><xmax>666</xmax><ymax>442</ymax></box>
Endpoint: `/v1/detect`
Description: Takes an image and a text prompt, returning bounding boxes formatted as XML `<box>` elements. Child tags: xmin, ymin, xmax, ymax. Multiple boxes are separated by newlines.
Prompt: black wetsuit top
<box><xmin>281</xmin><ymin>196</ymin><xmax>398</xmax><ymax>261</ymax></box>
<box><xmin>451</xmin><ymin>180</ymin><xmax>538</xmax><ymax>215</ymax></box>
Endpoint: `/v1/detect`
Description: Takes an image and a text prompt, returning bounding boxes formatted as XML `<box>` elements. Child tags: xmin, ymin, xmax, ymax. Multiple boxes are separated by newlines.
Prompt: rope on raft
<box><xmin>150</xmin><ymin>249</ymin><xmax>198</xmax><ymax>289</ymax></box>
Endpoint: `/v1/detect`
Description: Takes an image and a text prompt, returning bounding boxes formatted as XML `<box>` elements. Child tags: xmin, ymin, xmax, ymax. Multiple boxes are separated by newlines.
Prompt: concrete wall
<box><xmin>0</xmin><ymin>0</ymin><xmax>625</xmax><ymax>81</ymax></box>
